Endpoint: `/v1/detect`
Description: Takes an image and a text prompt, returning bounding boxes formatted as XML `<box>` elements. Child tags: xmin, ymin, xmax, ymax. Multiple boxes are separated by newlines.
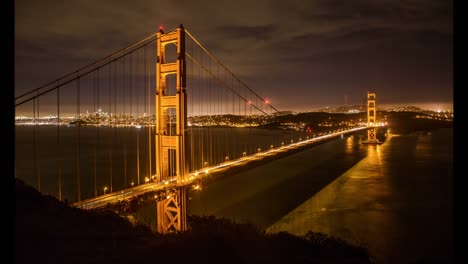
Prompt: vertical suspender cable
<box><xmin>136</xmin><ymin>50</ymin><xmax>140</xmax><ymax>185</ymax></box>
<box><xmin>94</xmin><ymin>144</ymin><xmax>97</xmax><ymax>197</ymax></box>
<box><xmin>36</xmin><ymin>91</ymin><xmax>41</xmax><ymax>192</ymax></box>
<box><xmin>225</xmin><ymin>68</ymin><xmax>228</xmax><ymax>160</ymax></box>
<box><xmin>136</xmin><ymin>49</ymin><xmax>140</xmax><ymax>182</ymax></box>
<box><xmin>123</xmin><ymin>57</ymin><xmax>126</xmax><ymax>114</ymax></box>
<box><xmin>93</xmin><ymin>71</ymin><xmax>97</xmax><ymax>197</ymax></box>
<box><xmin>137</xmin><ymin>121</ymin><xmax>140</xmax><ymax>184</ymax></box>
<box><xmin>114</xmin><ymin>58</ymin><xmax>117</xmax><ymax>114</ymax></box>
<box><xmin>122</xmin><ymin>54</ymin><xmax>128</xmax><ymax>188</ymax></box>
<box><xmin>244</xmin><ymin>81</ymin><xmax>250</xmax><ymax>154</ymax></box>
<box><xmin>209</xmin><ymin>59</ymin><xmax>212</xmax><ymax>167</ymax></box>
<box><xmin>124</xmin><ymin>138</ymin><xmax>127</xmax><ymax>187</ymax></box>
<box><xmin>231</xmin><ymin>73</ymin><xmax>234</xmax><ymax>159</ymax></box>
<box><xmin>130</xmin><ymin>53</ymin><xmax>133</xmax><ymax>118</ymax></box>
<box><xmin>109</xmin><ymin>62</ymin><xmax>112</xmax><ymax>115</ymax></box>
<box><xmin>57</xmin><ymin>86</ymin><xmax>62</xmax><ymax>201</ymax></box>
<box><xmin>136</xmin><ymin>49</ymin><xmax>139</xmax><ymax>118</ymax></box>
<box><xmin>218</xmin><ymin>64</ymin><xmax>221</xmax><ymax>162</ymax></box>
<box><xmin>122</xmin><ymin>57</ymin><xmax>127</xmax><ymax>188</ymax></box>
<box><xmin>97</xmin><ymin>68</ymin><xmax>101</xmax><ymax>195</ymax></box>
<box><xmin>113</xmin><ymin>61</ymin><xmax>117</xmax><ymax>190</ymax></box>
<box><xmin>190</xmin><ymin>39</ymin><xmax>194</xmax><ymax>173</ymax></box>
<box><xmin>108</xmin><ymin>64</ymin><xmax>112</xmax><ymax>193</ymax></box>
<box><xmin>145</xmin><ymin>45</ymin><xmax>151</xmax><ymax>180</ymax></box>
<box><xmin>33</xmin><ymin>99</ymin><xmax>36</xmax><ymax>189</ymax></box>
<box><xmin>97</xmin><ymin>68</ymin><xmax>100</xmax><ymax>112</ymax></box>
<box><xmin>144</xmin><ymin>45</ymin><xmax>148</xmax><ymax>178</ymax></box>
<box><xmin>109</xmin><ymin>143</ymin><xmax>113</xmax><ymax>192</ymax></box>
<box><xmin>76</xmin><ymin>77</ymin><xmax>81</xmax><ymax>201</ymax></box>
<box><xmin>200</xmin><ymin>51</ymin><xmax>203</xmax><ymax>170</ymax></box>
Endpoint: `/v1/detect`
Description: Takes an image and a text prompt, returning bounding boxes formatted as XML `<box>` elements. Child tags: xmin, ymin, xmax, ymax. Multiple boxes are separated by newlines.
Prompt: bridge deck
<box><xmin>73</xmin><ymin>126</ymin><xmax>377</xmax><ymax>210</ymax></box>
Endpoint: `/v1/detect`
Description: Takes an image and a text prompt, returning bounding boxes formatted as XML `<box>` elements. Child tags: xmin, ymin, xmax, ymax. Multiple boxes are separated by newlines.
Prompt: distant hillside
<box><xmin>385</xmin><ymin>112</ymin><xmax>453</xmax><ymax>133</ymax></box>
<box><xmin>15</xmin><ymin>179</ymin><xmax>372</xmax><ymax>264</ymax></box>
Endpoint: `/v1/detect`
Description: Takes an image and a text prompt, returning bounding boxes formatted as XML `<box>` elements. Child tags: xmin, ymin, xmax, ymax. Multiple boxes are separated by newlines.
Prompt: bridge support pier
<box><xmin>157</xmin><ymin>187</ymin><xmax>187</xmax><ymax>233</ymax></box>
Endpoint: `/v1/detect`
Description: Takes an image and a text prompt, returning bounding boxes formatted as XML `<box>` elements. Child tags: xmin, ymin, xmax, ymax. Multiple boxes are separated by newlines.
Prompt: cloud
<box><xmin>216</xmin><ymin>24</ymin><xmax>277</xmax><ymax>41</ymax></box>
<box><xmin>15</xmin><ymin>0</ymin><xmax>453</xmax><ymax>110</ymax></box>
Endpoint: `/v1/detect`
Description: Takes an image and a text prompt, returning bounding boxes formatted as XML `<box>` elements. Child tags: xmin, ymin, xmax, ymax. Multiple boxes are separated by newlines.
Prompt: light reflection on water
<box><xmin>267</xmin><ymin>129</ymin><xmax>453</xmax><ymax>264</ymax></box>
<box><xmin>188</xmin><ymin>134</ymin><xmax>368</xmax><ymax>228</ymax></box>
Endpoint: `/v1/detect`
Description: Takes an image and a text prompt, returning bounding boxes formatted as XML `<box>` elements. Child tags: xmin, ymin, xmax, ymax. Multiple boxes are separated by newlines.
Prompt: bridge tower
<box><xmin>366</xmin><ymin>92</ymin><xmax>378</xmax><ymax>143</ymax></box>
<box><xmin>155</xmin><ymin>25</ymin><xmax>188</xmax><ymax>233</ymax></box>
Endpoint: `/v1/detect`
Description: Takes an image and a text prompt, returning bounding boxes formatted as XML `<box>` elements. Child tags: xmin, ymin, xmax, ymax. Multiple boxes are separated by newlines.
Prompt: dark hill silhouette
<box><xmin>15</xmin><ymin>178</ymin><xmax>372</xmax><ymax>264</ymax></box>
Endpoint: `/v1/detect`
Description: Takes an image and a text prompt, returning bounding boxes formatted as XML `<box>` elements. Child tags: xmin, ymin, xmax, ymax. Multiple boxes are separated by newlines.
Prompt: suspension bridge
<box><xmin>15</xmin><ymin>25</ymin><xmax>384</xmax><ymax>233</ymax></box>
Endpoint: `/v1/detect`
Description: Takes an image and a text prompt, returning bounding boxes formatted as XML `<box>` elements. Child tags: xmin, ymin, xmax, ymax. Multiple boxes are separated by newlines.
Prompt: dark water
<box><xmin>14</xmin><ymin>125</ymin><xmax>309</xmax><ymax>201</ymax></box>
<box><xmin>189</xmin><ymin>128</ymin><xmax>453</xmax><ymax>263</ymax></box>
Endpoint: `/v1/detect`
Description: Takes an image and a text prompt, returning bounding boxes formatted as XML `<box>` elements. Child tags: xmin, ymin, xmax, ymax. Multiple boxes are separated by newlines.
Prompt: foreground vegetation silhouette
<box><xmin>15</xmin><ymin>179</ymin><xmax>372</xmax><ymax>264</ymax></box>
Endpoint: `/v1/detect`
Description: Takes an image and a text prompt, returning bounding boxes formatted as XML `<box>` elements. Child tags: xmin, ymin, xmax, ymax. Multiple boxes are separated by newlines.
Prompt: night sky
<box><xmin>15</xmin><ymin>0</ymin><xmax>453</xmax><ymax>112</ymax></box>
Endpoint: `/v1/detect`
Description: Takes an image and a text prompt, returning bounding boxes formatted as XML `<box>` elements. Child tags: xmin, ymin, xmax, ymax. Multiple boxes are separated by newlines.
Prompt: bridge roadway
<box><xmin>73</xmin><ymin>125</ymin><xmax>377</xmax><ymax>210</ymax></box>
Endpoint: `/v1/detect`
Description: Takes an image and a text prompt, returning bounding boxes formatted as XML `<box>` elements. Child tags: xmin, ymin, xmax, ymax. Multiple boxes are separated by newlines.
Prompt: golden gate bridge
<box><xmin>15</xmin><ymin>25</ymin><xmax>383</xmax><ymax>233</ymax></box>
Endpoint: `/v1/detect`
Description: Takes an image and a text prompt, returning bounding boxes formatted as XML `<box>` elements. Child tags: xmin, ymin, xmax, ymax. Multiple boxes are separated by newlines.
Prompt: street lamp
<box><xmin>103</xmin><ymin>186</ymin><xmax>108</xmax><ymax>194</ymax></box>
